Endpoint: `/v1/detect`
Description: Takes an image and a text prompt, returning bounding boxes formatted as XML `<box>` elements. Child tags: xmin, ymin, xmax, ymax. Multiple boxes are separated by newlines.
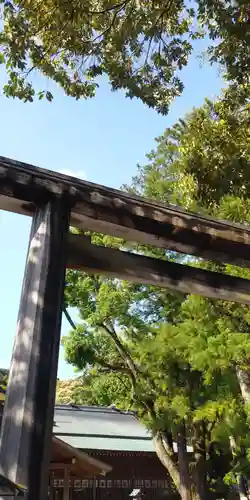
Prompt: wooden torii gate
<box><xmin>1</xmin><ymin>156</ymin><xmax>250</xmax><ymax>499</ymax></box>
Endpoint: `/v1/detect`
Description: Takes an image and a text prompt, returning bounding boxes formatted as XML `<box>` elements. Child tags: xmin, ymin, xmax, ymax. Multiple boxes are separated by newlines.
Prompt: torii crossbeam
<box><xmin>1</xmin><ymin>156</ymin><xmax>250</xmax><ymax>499</ymax></box>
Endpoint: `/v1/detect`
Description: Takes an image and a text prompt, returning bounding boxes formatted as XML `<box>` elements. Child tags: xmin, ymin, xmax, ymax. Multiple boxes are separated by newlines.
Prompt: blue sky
<box><xmin>0</xmin><ymin>43</ymin><xmax>223</xmax><ymax>379</ymax></box>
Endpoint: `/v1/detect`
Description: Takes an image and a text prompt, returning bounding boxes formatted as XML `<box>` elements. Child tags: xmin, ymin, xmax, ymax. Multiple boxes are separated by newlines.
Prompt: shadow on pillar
<box><xmin>0</xmin><ymin>197</ymin><xmax>71</xmax><ymax>500</ymax></box>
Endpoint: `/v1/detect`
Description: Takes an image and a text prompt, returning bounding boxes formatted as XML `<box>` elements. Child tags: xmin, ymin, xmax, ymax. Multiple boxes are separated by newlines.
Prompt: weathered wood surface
<box><xmin>0</xmin><ymin>198</ymin><xmax>70</xmax><ymax>500</ymax></box>
<box><xmin>63</xmin><ymin>468</ymin><xmax>70</xmax><ymax>500</ymax></box>
<box><xmin>67</xmin><ymin>234</ymin><xmax>250</xmax><ymax>305</ymax></box>
<box><xmin>1</xmin><ymin>156</ymin><xmax>250</xmax><ymax>268</ymax></box>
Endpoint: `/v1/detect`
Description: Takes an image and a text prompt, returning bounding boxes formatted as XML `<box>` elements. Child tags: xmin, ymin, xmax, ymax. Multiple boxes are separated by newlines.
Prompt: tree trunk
<box><xmin>236</xmin><ymin>367</ymin><xmax>250</xmax><ymax>404</ymax></box>
<box><xmin>192</xmin><ymin>421</ymin><xmax>209</xmax><ymax>500</ymax></box>
<box><xmin>235</xmin><ymin>367</ymin><xmax>250</xmax><ymax>500</ymax></box>
<box><xmin>153</xmin><ymin>431</ymin><xmax>181</xmax><ymax>494</ymax></box>
<box><xmin>229</xmin><ymin>436</ymin><xmax>249</xmax><ymax>500</ymax></box>
<box><xmin>153</xmin><ymin>431</ymin><xmax>202</xmax><ymax>500</ymax></box>
<box><xmin>177</xmin><ymin>423</ymin><xmax>192</xmax><ymax>500</ymax></box>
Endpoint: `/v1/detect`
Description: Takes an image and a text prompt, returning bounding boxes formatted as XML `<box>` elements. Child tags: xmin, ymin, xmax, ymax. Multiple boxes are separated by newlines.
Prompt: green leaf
<box><xmin>0</xmin><ymin>0</ymin><xmax>249</xmax><ymax>110</ymax></box>
<box><xmin>46</xmin><ymin>91</ymin><xmax>53</xmax><ymax>102</ymax></box>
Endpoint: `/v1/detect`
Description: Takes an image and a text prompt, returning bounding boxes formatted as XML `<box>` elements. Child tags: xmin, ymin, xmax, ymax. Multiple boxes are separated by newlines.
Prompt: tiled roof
<box><xmin>0</xmin><ymin>378</ymin><xmax>191</xmax><ymax>455</ymax></box>
<box><xmin>53</xmin><ymin>405</ymin><xmax>192</xmax><ymax>453</ymax></box>
<box><xmin>53</xmin><ymin>405</ymin><xmax>154</xmax><ymax>452</ymax></box>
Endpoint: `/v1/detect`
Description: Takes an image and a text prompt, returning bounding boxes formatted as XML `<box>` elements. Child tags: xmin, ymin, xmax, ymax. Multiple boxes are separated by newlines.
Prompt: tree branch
<box><xmin>99</xmin><ymin>322</ymin><xmax>157</xmax><ymax>420</ymax></box>
<box><xmin>89</xmin><ymin>1</ymin><xmax>131</xmax><ymax>15</ymax></box>
<box><xmin>153</xmin><ymin>431</ymin><xmax>181</xmax><ymax>494</ymax></box>
<box><xmin>99</xmin><ymin>322</ymin><xmax>139</xmax><ymax>379</ymax></box>
<box><xmin>95</xmin><ymin>358</ymin><xmax>130</xmax><ymax>374</ymax></box>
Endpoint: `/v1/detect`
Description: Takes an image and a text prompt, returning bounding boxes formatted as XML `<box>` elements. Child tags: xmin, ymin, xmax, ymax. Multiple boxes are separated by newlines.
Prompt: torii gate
<box><xmin>1</xmin><ymin>156</ymin><xmax>250</xmax><ymax>500</ymax></box>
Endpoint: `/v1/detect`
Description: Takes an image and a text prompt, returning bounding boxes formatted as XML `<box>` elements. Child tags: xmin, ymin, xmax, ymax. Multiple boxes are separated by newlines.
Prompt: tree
<box><xmin>125</xmin><ymin>82</ymin><xmax>250</xmax><ymax>495</ymax></box>
<box><xmin>0</xmin><ymin>1</ymin><xmax>250</xmax><ymax>113</ymax></box>
<box><xmin>56</xmin><ymin>372</ymin><xmax>129</xmax><ymax>406</ymax></box>
<box><xmin>127</xmin><ymin>82</ymin><xmax>250</xmax><ymax>401</ymax></box>
<box><xmin>56</xmin><ymin>378</ymin><xmax>83</xmax><ymax>404</ymax></box>
<box><xmin>125</xmin><ymin>83</ymin><xmax>250</xmax><ymax>207</ymax></box>
<box><xmin>63</xmin><ymin>267</ymin><xmax>250</xmax><ymax>500</ymax></box>
<box><xmin>62</xmin><ymin>84</ymin><xmax>250</xmax><ymax>499</ymax></box>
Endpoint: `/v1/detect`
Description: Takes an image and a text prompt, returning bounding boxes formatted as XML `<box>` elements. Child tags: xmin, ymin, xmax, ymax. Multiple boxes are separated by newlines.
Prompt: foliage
<box><xmin>126</xmin><ymin>83</ymin><xmax>250</xmax><ymax>209</ymax></box>
<box><xmin>63</xmin><ymin>250</ymin><xmax>250</xmax><ymax>496</ymax></box>
<box><xmin>56</xmin><ymin>378</ymin><xmax>83</xmax><ymax>404</ymax></box>
<box><xmin>63</xmin><ymin>273</ymin><xmax>250</xmax><ymax>483</ymax></box>
<box><xmin>0</xmin><ymin>1</ymin><xmax>250</xmax><ymax>113</ymax></box>
<box><xmin>0</xmin><ymin>369</ymin><xmax>8</xmax><ymax>406</ymax></box>
<box><xmin>0</xmin><ymin>369</ymin><xmax>8</xmax><ymax>385</ymax></box>
<box><xmin>57</xmin><ymin>369</ymin><xmax>131</xmax><ymax>408</ymax></box>
<box><xmin>61</xmin><ymin>85</ymin><xmax>250</xmax><ymax>498</ymax></box>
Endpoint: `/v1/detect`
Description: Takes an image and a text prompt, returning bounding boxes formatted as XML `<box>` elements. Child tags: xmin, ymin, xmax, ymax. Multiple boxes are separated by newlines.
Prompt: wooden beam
<box><xmin>51</xmin><ymin>435</ymin><xmax>111</xmax><ymax>476</ymax></box>
<box><xmin>63</xmin><ymin>467</ymin><xmax>70</xmax><ymax>500</ymax></box>
<box><xmin>49</xmin><ymin>463</ymin><xmax>72</xmax><ymax>470</ymax></box>
<box><xmin>1</xmin><ymin>156</ymin><xmax>250</xmax><ymax>268</ymax></box>
<box><xmin>67</xmin><ymin>234</ymin><xmax>250</xmax><ymax>305</ymax></box>
<box><xmin>0</xmin><ymin>198</ymin><xmax>70</xmax><ymax>500</ymax></box>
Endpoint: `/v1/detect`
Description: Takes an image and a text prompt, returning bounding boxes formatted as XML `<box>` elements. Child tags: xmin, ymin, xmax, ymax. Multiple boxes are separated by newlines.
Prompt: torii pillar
<box><xmin>0</xmin><ymin>196</ymin><xmax>70</xmax><ymax>500</ymax></box>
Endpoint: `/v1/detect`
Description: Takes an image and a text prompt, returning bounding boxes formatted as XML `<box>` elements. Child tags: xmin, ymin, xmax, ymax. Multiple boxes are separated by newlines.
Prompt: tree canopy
<box><xmin>0</xmin><ymin>1</ymin><xmax>250</xmax><ymax>113</ymax></box>
<box><xmin>60</xmin><ymin>83</ymin><xmax>250</xmax><ymax>500</ymax></box>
